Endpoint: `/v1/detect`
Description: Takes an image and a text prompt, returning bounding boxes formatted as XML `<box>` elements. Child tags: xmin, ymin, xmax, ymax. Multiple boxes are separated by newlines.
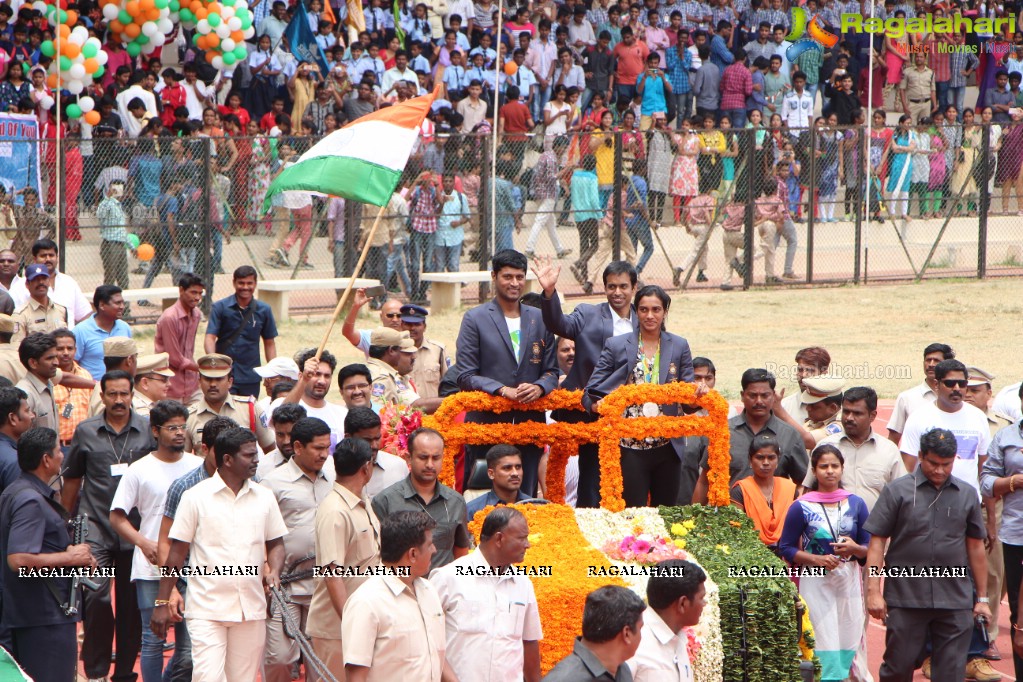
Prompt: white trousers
<box><xmin>188</xmin><ymin>617</ymin><xmax>266</xmax><ymax>682</ymax></box>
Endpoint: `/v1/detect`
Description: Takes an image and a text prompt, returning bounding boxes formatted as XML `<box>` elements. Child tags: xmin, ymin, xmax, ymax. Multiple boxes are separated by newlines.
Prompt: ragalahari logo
<box><xmin>785</xmin><ymin>6</ymin><xmax>839</xmax><ymax>62</ymax></box>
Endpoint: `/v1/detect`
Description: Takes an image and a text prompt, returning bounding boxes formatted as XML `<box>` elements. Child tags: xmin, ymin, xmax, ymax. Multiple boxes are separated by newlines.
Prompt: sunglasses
<box><xmin>941</xmin><ymin>379</ymin><xmax>968</xmax><ymax>388</ymax></box>
<box><xmin>383</xmin><ymin>312</ymin><xmax>403</xmax><ymax>319</ymax></box>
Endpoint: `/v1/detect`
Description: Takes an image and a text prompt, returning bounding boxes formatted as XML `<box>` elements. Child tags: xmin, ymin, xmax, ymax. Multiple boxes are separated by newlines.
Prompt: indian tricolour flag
<box><xmin>262</xmin><ymin>88</ymin><xmax>439</xmax><ymax>212</ymax></box>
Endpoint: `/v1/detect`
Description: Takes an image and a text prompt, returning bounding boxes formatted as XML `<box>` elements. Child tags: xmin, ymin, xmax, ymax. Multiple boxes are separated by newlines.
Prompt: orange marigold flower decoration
<box><xmin>468</xmin><ymin>503</ymin><xmax>627</xmax><ymax>674</ymax></box>
<box><xmin>426</xmin><ymin>385</ymin><xmax>731</xmax><ymax>509</ymax></box>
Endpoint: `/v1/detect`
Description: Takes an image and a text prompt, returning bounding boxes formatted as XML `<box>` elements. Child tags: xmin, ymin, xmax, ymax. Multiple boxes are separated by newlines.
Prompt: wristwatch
<box><xmin>977</xmin><ymin>597</ymin><xmax>990</xmax><ymax>603</ymax></box>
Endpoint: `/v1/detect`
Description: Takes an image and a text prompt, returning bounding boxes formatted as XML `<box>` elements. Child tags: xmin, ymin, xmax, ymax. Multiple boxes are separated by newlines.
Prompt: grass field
<box><xmin>130</xmin><ymin>277</ymin><xmax>1023</xmax><ymax>401</ymax></box>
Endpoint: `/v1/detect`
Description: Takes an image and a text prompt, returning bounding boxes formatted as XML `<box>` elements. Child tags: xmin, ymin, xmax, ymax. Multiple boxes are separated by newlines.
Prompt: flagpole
<box><xmin>864</xmin><ymin>0</ymin><xmax>875</xmax><ymax>261</ymax></box>
<box><xmin>315</xmin><ymin>203</ymin><xmax>387</xmax><ymax>359</ymax></box>
<box><xmin>55</xmin><ymin>19</ymin><xmax>62</xmax><ymax>243</ymax></box>
<box><xmin>490</xmin><ymin>0</ymin><xmax>503</xmax><ymax>257</ymax></box>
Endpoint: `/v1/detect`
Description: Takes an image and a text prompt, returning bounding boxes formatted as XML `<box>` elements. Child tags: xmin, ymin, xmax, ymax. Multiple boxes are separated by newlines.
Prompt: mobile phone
<box><xmin>363</xmin><ymin>285</ymin><xmax>387</xmax><ymax>298</ymax></box>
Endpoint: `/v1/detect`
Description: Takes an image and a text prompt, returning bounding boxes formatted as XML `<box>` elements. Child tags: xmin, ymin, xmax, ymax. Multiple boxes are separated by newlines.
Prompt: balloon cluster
<box><xmin>179</xmin><ymin>0</ymin><xmax>255</xmax><ymax>70</ymax></box>
<box><xmin>100</xmin><ymin>0</ymin><xmax>177</xmax><ymax>58</ymax></box>
<box><xmin>38</xmin><ymin>6</ymin><xmax>108</xmax><ymax>112</ymax></box>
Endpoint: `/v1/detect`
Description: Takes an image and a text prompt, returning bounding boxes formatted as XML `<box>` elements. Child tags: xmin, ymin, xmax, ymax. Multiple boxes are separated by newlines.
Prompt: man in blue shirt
<box><xmin>465</xmin><ymin>445</ymin><xmax>533</xmax><ymax>518</ymax></box>
<box><xmin>637</xmin><ymin>52</ymin><xmax>671</xmax><ymax>130</ymax></box>
<box><xmin>72</xmin><ymin>284</ymin><xmax>131</xmax><ymax>380</ymax></box>
<box><xmin>710</xmin><ymin>20</ymin><xmax>735</xmax><ymax>71</ymax></box>
<box><xmin>204</xmin><ymin>266</ymin><xmax>278</xmax><ymax>399</ymax></box>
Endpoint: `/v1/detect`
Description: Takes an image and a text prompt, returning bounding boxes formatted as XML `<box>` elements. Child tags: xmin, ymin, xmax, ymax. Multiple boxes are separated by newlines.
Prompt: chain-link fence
<box><xmin>10</xmin><ymin>121</ymin><xmax>1020</xmax><ymax>321</ymax></box>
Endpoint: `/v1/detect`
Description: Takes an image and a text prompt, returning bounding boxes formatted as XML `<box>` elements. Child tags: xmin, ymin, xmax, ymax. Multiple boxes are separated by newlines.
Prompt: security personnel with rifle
<box><xmin>0</xmin><ymin>427</ymin><xmax>96</xmax><ymax>681</ymax></box>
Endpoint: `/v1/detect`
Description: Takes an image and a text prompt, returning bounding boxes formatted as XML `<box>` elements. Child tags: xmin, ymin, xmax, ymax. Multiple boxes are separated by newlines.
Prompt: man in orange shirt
<box><xmin>611</xmin><ymin>27</ymin><xmax>649</xmax><ymax>114</ymax></box>
<box><xmin>51</xmin><ymin>328</ymin><xmax>93</xmax><ymax>448</ymax></box>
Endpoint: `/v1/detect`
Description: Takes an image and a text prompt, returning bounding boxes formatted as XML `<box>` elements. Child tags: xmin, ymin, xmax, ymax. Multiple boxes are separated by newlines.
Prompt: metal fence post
<box><xmin>613</xmin><ymin>130</ymin><xmax>622</xmax><ymax>261</ymax></box>
<box><xmin>853</xmin><ymin>125</ymin><xmax>863</xmax><ymax>283</ymax></box>
<box><xmin>805</xmin><ymin>125</ymin><xmax>815</xmax><ymax>283</ymax></box>
<box><xmin>742</xmin><ymin>129</ymin><xmax>755</xmax><ymax>290</ymax></box>
<box><xmin>977</xmin><ymin>123</ymin><xmax>990</xmax><ymax>279</ymax></box>
<box><xmin>57</xmin><ymin>137</ymin><xmax>66</xmax><ymax>274</ymax></box>
<box><xmin>202</xmin><ymin>137</ymin><xmax>213</xmax><ymax>317</ymax></box>
<box><xmin>343</xmin><ymin>199</ymin><xmax>360</xmax><ymax>277</ymax></box>
<box><xmin>478</xmin><ymin>135</ymin><xmax>491</xmax><ymax>301</ymax></box>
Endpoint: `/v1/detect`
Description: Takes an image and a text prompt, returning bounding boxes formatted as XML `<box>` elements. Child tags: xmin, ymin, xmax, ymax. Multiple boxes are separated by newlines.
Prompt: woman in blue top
<box><xmin>886</xmin><ymin>114</ymin><xmax>918</xmax><ymax>220</ymax></box>
<box><xmin>779</xmin><ymin>444</ymin><xmax>871</xmax><ymax>682</ymax></box>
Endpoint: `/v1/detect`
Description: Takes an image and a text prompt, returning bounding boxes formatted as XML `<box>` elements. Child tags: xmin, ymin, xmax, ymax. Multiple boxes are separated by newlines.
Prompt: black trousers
<box><xmin>82</xmin><ymin>545</ymin><xmax>140</xmax><ymax>682</ymax></box>
<box><xmin>879</xmin><ymin>607</ymin><xmax>972</xmax><ymax>682</ymax></box>
<box><xmin>574</xmin><ymin>219</ymin><xmax>599</xmax><ymax>280</ymax></box>
<box><xmin>1005</xmin><ymin>542</ymin><xmax>1023</xmax><ymax>679</ymax></box>
<box><xmin>620</xmin><ymin>443</ymin><xmax>680</xmax><ymax>508</ymax></box>
<box><xmin>12</xmin><ymin>622</ymin><xmax>77</xmax><ymax>682</ymax></box>
<box><xmin>576</xmin><ymin>442</ymin><xmax>601</xmax><ymax>508</ymax></box>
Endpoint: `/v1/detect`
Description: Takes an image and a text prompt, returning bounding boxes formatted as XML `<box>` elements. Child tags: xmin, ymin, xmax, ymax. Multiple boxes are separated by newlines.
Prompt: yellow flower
<box><xmin>674</xmin><ymin>539</ymin><xmax>687</xmax><ymax>550</ymax></box>
<box><xmin>670</xmin><ymin>523</ymin><xmax>685</xmax><ymax>536</ymax></box>
<box><xmin>684</xmin><ymin>520</ymin><xmax>696</xmax><ymax>530</ymax></box>
<box><xmin>715</xmin><ymin>544</ymin><xmax>731</xmax><ymax>555</ymax></box>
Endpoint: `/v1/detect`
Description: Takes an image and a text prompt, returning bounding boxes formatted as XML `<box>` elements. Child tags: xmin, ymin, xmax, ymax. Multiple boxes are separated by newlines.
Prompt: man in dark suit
<box><xmin>535</xmin><ymin>258</ymin><xmax>638</xmax><ymax>507</ymax></box>
<box><xmin>455</xmin><ymin>250</ymin><xmax>559</xmax><ymax>497</ymax></box>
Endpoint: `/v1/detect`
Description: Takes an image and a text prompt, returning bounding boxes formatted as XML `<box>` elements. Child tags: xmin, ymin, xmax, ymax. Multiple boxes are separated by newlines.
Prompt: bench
<box><xmin>420</xmin><ymin>271</ymin><xmax>538</xmax><ymax>313</ymax></box>
<box><xmin>257</xmin><ymin>277</ymin><xmax>380</xmax><ymax>322</ymax></box>
<box><xmin>121</xmin><ymin>287</ymin><xmax>180</xmax><ymax>310</ymax></box>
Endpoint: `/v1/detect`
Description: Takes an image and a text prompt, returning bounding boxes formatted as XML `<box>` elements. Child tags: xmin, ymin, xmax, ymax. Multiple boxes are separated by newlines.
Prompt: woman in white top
<box><xmin>246</xmin><ymin>34</ymin><xmax>283</xmax><ymax>122</ymax></box>
<box><xmin>543</xmin><ymin>84</ymin><xmax>572</xmax><ymax>136</ymax></box>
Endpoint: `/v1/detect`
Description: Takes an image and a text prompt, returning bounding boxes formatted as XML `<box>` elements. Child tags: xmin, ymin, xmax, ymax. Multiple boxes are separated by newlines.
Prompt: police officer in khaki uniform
<box><xmin>11</xmin><ymin>264</ymin><xmax>67</xmax><ymax>344</ymax></box>
<box><xmin>186</xmin><ymin>353</ymin><xmax>275</xmax><ymax>452</ymax></box>
<box><xmin>899</xmin><ymin>52</ymin><xmax>936</xmax><ymax>125</ymax></box>
<box><xmin>399</xmin><ymin>304</ymin><xmax>450</xmax><ymax>400</ymax></box>
<box><xmin>88</xmin><ymin>337</ymin><xmax>139</xmax><ymax>417</ymax></box>
<box><xmin>773</xmin><ymin>375</ymin><xmax>845</xmax><ymax>451</ymax></box>
<box><xmin>132</xmin><ymin>353</ymin><xmax>175</xmax><ymax>416</ymax></box>
<box><xmin>366</xmin><ymin>327</ymin><xmax>442</xmax><ymax>414</ymax></box>
<box><xmin>0</xmin><ymin>313</ymin><xmax>25</xmax><ymax>383</ymax></box>
<box><xmin>964</xmin><ymin>365</ymin><xmax>1013</xmax><ymax>659</ymax></box>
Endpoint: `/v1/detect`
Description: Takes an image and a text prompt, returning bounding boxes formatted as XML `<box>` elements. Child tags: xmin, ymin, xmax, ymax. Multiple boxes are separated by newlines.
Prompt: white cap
<box><xmin>253</xmin><ymin>357</ymin><xmax>301</xmax><ymax>380</ymax></box>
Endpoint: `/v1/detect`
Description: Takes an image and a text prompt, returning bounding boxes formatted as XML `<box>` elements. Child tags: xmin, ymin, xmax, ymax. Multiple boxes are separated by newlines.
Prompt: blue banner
<box><xmin>0</xmin><ymin>114</ymin><xmax>40</xmax><ymax>207</ymax></box>
<box><xmin>285</xmin><ymin>3</ymin><xmax>330</xmax><ymax>77</ymax></box>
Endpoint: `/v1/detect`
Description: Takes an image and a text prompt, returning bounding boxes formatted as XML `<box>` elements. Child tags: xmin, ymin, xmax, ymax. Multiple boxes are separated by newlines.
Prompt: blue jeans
<box><xmin>434</xmin><ymin>243</ymin><xmax>462</xmax><ymax>272</ymax></box>
<box><xmin>949</xmin><ymin>85</ymin><xmax>966</xmax><ymax>116</ymax></box>
<box><xmin>936</xmin><ymin>80</ymin><xmax>950</xmax><ymax>111</ymax></box>
<box><xmin>386</xmin><ymin>242</ymin><xmax>413</xmax><ymax>296</ymax></box>
<box><xmin>805</xmin><ymin>82</ymin><xmax>818</xmax><ymax>105</ymax></box>
<box><xmin>332</xmin><ymin>239</ymin><xmax>346</xmax><ymax>277</ymax></box>
<box><xmin>407</xmin><ymin>230</ymin><xmax>436</xmax><ymax>300</ymax></box>
<box><xmin>627</xmin><ymin>221</ymin><xmax>654</xmax><ymax>273</ymax></box>
<box><xmin>774</xmin><ymin>217</ymin><xmax>798</xmax><ymax>276</ymax></box>
<box><xmin>673</xmin><ymin>92</ymin><xmax>694</xmax><ymax>127</ymax></box>
<box><xmin>137</xmin><ymin>579</ymin><xmax>191</xmax><ymax>682</ymax></box>
<box><xmin>495</xmin><ymin>219</ymin><xmax>515</xmax><ymax>253</ymax></box>
<box><xmin>212</xmin><ymin>229</ymin><xmax>223</xmax><ymax>271</ymax></box>
<box><xmin>722</xmin><ymin>108</ymin><xmax>747</xmax><ymax>127</ymax></box>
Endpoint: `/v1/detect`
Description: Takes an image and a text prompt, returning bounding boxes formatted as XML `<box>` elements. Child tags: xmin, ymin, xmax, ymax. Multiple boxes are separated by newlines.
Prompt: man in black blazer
<box><xmin>455</xmin><ymin>250</ymin><xmax>559</xmax><ymax>497</ymax></box>
<box><xmin>536</xmin><ymin>258</ymin><xmax>638</xmax><ymax>507</ymax></box>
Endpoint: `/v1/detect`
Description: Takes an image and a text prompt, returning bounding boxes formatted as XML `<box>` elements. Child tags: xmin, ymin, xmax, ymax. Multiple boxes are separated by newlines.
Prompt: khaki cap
<box><xmin>966</xmin><ymin>366</ymin><xmax>996</xmax><ymax>387</ymax></box>
<box><xmin>197</xmin><ymin>353</ymin><xmax>234</xmax><ymax>378</ymax></box>
<box><xmin>0</xmin><ymin>314</ymin><xmax>14</xmax><ymax>334</ymax></box>
<box><xmin>800</xmin><ymin>375</ymin><xmax>846</xmax><ymax>405</ymax></box>
<box><xmin>137</xmin><ymin>353</ymin><xmax>175</xmax><ymax>377</ymax></box>
<box><xmin>370</xmin><ymin>327</ymin><xmax>417</xmax><ymax>353</ymax></box>
<box><xmin>103</xmin><ymin>336</ymin><xmax>138</xmax><ymax>359</ymax></box>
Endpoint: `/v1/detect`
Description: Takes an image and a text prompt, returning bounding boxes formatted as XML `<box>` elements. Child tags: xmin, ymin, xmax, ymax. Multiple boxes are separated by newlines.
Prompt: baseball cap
<box><xmin>25</xmin><ymin>264</ymin><xmax>49</xmax><ymax>280</ymax></box>
<box><xmin>253</xmin><ymin>357</ymin><xmax>301</xmax><ymax>380</ymax></box>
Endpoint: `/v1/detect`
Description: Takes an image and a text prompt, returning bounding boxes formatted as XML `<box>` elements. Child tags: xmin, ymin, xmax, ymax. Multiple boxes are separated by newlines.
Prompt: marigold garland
<box><xmin>468</xmin><ymin>503</ymin><xmax>627</xmax><ymax>675</ymax></box>
<box><xmin>426</xmin><ymin>385</ymin><xmax>731</xmax><ymax>510</ymax></box>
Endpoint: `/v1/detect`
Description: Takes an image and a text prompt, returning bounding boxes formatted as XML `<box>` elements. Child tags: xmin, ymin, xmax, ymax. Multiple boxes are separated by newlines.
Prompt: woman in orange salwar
<box><xmin>731</xmin><ymin>433</ymin><xmax>797</xmax><ymax>555</ymax></box>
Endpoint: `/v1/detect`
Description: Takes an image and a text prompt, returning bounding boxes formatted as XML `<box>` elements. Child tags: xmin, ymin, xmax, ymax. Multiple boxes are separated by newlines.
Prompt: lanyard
<box><xmin>818</xmin><ymin>501</ymin><xmax>843</xmax><ymax>541</ymax></box>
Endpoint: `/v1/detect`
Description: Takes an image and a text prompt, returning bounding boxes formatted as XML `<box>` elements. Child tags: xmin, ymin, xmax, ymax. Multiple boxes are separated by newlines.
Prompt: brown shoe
<box><xmin>922</xmin><ymin>657</ymin><xmax>931</xmax><ymax>679</ymax></box>
<box><xmin>965</xmin><ymin>656</ymin><xmax>1002</xmax><ymax>681</ymax></box>
<box><xmin>982</xmin><ymin>643</ymin><xmax>1002</xmax><ymax>661</ymax></box>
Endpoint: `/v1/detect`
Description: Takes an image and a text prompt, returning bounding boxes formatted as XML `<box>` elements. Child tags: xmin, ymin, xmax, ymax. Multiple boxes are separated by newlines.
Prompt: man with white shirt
<box><xmin>151</xmin><ymin>427</ymin><xmax>287</xmax><ymax>682</ymax></box>
<box><xmin>627</xmin><ymin>559</ymin><xmax>707</xmax><ymax>682</ymax></box>
<box><xmin>9</xmin><ymin>239</ymin><xmax>92</xmax><ymax>328</ymax></box>
<box><xmin>430</xmin><ymin>506</ymin><xmax>542</xmax><ymax>682</ymax></box>
<box><xmin>381</xmin><ymin>50</ymin><xmax>419</xmax><ymax>95</ymax></box>
<box><xmin>109</xmin><ymin>400</ymin><xmax>203</xmax><ymax>682</ymax></box>
<box><xmin>887</xmin><ymin>342</ymin><xmax>955</xmax><ymax>445</ymax></box>
<box><xmin>992</xmin><ymin>381</ymin><xmax>1022</xmax><ymax>424</ymax></box>
<box><xmin>273</xmin><ymin>349</ymin><xmax>348</xmax><ymax>448</ymax></box>
<box><xmin>116</xmin><ymin>71</ymin><xmax>159</xmax><ymax>138</ymax></box>
<box><xmin>344</xmin><ymin>406</ymin><xmax>407</xmax><ymax>503</ymax></box>
<box><xmin>181</xmin><ymin>63</ymin><xmax>214</xmax><ymax>120</ymax></box>
<box><xmin>253</xmin><ymin>356</ymin><xmax>300</xmax><ymax>418</ymax></box>
<box><xmin>781</xmin><ymin>70</ymin><xmax>813</xmax><ymax>132</ymax></box>
<box><xmin>900</xmin><ymin>359</ymin><xmax>991</xmax><ymax>488</ymax></box>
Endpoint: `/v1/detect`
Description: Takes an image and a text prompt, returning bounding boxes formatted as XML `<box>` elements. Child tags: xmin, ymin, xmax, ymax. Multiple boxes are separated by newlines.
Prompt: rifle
<box><xmin>63</xmin><ymin>513</ymin><xmax>100</xmax><ymax>616</ymax></box>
